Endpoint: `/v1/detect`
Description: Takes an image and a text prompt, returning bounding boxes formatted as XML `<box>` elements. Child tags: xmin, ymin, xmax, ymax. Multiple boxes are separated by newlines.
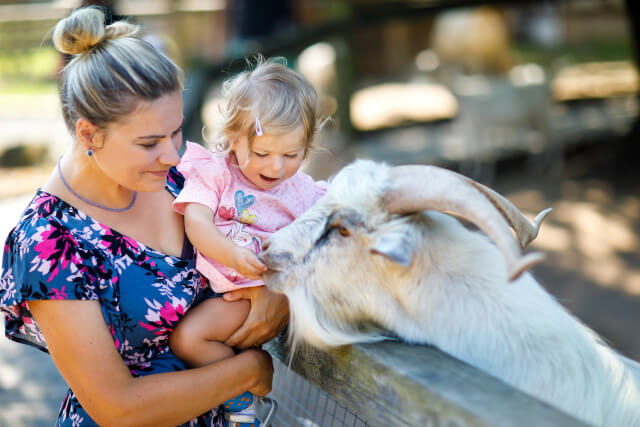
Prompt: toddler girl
<box><xmin>170</xmin><ymin>57</ymin><xmax>327</xmax><ymax>426</ymax></box>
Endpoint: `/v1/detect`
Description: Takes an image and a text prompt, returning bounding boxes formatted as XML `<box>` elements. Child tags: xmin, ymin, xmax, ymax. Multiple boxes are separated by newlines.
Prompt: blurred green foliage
<box><xmin>514</xmin><ymin>40</ymin><xmax>635</xmax><ymax>69</ymax></box>
<box><xmin>0</xmin><ymin>47</ymin><xmax>59</xmax><ymax>93</ymax></box>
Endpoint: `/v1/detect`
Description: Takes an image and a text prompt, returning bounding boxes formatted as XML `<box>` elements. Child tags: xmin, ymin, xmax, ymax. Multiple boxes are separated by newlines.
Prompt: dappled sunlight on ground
<box><xmin>530</xmin><ymin>220</ymin><xmax>572</xmax><ymax>252</ymax></box>
<box><xmin>0</xmin><ymin>322</ymin><xmax>67</xmax><ymax>427</ymax></box>
<box><xmin>520</xmin><ymin>186</ymin><xmax>640</xmax><ymax>296</ymax></box>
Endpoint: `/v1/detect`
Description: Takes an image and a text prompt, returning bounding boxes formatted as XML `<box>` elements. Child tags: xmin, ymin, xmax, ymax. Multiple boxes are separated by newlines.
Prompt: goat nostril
<box><xmin>262</xmin><ymin>241</ymin><xmax>270</xmax><ymax>252</ymax></box>
<box><xmin>258</xmin><ymin>250</ymin><xmax>293</xmax><ymax>271</ymax></box>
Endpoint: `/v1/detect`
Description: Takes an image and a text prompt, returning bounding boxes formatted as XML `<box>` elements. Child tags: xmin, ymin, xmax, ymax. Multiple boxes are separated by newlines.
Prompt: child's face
<box><xmin>232</xmin><ymin>126</ymin><xmax>306</xmax><ymax>190</ymax></box>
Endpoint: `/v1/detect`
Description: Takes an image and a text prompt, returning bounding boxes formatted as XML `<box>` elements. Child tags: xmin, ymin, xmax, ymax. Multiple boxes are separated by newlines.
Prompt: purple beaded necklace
<box><xmin>57</xmin><ymin>156</ymin><xmax>137</xmax><ymax>212</ymax></box>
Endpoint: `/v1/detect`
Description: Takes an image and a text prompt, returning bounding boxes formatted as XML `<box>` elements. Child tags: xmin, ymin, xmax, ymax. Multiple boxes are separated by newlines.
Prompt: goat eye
<box><xmin>337</xmin><ymin>225</ymin><xmax>350</xmax><ymax>237</ymax></box>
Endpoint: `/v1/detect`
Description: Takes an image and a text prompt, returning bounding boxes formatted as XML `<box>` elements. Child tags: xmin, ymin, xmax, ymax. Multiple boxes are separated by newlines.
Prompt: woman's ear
<box><xmin>75</xmin><ymin>118</ymin><xmax>102</xmax><ymax>151</ymax></box>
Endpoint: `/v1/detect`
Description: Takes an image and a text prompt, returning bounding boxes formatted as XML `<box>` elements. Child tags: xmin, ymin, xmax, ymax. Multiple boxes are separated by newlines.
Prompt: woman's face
<box><xmin>232</xmin><ymin>126</ymin><xmax>306</xmax><ymax>191</ymax></box>
<box><xmin>91</xmin><ymin>91</ymin><xmax>184</xmax><ymax>192</ymax></box>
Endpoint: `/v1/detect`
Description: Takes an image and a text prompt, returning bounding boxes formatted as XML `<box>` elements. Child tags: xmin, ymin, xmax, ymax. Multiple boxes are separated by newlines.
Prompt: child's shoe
<box><xmin>224</xmin><ymin>392</ymin><xmax>277</xmax><ymax>427</ymax></box>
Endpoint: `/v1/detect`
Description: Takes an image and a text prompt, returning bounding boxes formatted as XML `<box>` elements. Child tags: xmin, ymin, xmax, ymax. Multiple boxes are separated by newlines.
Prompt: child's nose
<box><xmin>269</xmin><ymin>157</ymin><xmax>285</xmax><ymax>174</ymax></box>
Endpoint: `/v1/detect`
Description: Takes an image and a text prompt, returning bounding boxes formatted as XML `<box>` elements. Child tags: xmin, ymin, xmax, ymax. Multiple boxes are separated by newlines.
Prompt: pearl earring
<box><xmin>87</xmin><ymin>149</ymin><xmax>94</xmax><ymax>157</ymax></box>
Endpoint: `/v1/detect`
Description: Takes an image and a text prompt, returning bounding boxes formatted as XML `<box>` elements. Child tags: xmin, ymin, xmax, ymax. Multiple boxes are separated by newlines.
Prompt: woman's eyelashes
<box><xmin>139</xmin><ymin>127</ymin><xmax>182</xmax><ymax>149</ymax></box>
<box><xmin>140</xmin><ymin>141</ymin><xmax>159</xmax><ymax>149</ymax></box>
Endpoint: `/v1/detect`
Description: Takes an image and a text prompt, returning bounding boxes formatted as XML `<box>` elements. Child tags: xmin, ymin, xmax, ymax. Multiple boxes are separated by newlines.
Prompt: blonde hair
<box><xmin>53</xmin><ymin>6</ymin><xmax>183</xmax><ymax>132</ymax></box>
<box><xmin>208</xmin><ymin>56</ymin><xmax>324</xmax><ymax>159</ymax></box>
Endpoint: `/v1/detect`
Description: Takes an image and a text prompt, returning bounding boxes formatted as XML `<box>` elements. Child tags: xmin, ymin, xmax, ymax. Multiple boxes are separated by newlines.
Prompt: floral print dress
<box><xmin>0</xmin><ymin>168</ymin><xmax>223</xmax><ymax>427</ymax></box>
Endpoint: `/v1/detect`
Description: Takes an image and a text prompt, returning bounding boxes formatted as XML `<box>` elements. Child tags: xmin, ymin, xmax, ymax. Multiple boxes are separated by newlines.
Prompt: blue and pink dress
<box><xmin>0</xmin><ymin>168</ymin><xmax>223</xmax><ymax>426</ymax></box>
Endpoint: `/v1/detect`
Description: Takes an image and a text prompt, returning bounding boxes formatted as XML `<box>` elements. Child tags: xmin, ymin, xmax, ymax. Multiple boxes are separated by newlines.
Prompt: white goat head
<box><xmin>261</xmin><ymin>159</ymin><xmax>640</xmax><ymax>426</ymax></box>
<box><xmin>261</xmin><ymin>159</ymin><xmax>549</xmax><ymax>348</ymax></box>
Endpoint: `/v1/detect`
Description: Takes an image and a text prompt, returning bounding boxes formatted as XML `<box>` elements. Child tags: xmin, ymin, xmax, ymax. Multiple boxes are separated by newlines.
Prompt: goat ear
<box><xmin>371</xmin><ymin>231</ymin><xmax>414</xmax><ymax>267</ymax></box>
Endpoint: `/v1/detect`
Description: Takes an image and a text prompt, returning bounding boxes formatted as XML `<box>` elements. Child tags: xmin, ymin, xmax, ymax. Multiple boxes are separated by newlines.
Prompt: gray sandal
<box><xmin>225</xmin><ymin>396</ymin><xmax>277</xmax><ymax>426</ymax></box>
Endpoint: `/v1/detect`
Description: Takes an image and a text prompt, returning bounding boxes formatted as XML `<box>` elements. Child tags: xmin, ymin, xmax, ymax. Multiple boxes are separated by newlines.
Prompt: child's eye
<box><xmin>253</xmin><ymin>152</ymin><xmax>268</xmax><ymax>158</ymax></box>
<box><xmin>140</xmin><ymin>142</ymin><xmax>158</xmax><ymax>149</ymax></box>
<box><xmin>285</xmin><ymin>153</ymin><xmax>299</xmax><ymax>159</ymax></box>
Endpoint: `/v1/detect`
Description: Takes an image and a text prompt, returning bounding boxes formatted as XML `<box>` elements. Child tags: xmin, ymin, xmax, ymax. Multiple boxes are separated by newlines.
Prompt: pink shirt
<box><xmin>173</xmin><ymin>141</ymin><xmax>327</xmax><ymax>292</ymax></box>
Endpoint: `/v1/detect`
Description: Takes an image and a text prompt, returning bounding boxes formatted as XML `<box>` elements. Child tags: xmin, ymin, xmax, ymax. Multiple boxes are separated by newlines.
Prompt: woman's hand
<box><xmin>230</xmin><ymin>246</ymin><xmax>267</xmax><ymax>280</ymax></box>
<box><xmin>244</xmin><ymin>348</ymin><xmax>274</xmax><ymax>397</ymax></box>
<box><xmin>223</xmin><ymin>286</ymin><xmax>289</xmax><ymax>349</ymax></box>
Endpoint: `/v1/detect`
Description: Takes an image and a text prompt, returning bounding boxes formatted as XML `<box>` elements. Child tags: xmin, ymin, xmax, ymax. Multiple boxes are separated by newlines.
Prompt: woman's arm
<box><xmin>184</xmin><ymin>202</ymin><xmax>266</xmax><ymax>279</ymax></box>
<box><xmin>223</xmin><ymin>286</ymin><xmax>290</xmax><ymax>349</ymax></box>
<box><xmin>30</xmin><ymin>299</ymin><xmax>273</xmax><ymax>427</ymax></box>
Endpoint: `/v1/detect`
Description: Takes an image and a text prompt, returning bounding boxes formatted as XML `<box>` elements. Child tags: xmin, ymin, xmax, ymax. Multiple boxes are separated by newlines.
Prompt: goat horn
<box><xmin>459</xmin><ymin>177</ymin><xmax>552</xmax><ymax>248</ymax></box>
<box><xmin>384</xmin><ymin>165</ymin><xmax>550</xmax><ymax>281</ymax></box>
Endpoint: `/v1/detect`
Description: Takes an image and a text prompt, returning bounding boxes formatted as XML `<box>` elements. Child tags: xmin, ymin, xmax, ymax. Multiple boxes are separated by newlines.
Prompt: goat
<box><xmin>260</xmin><ymin>159</ymin><xmax>640</xmax><ymax>426</ymax></box>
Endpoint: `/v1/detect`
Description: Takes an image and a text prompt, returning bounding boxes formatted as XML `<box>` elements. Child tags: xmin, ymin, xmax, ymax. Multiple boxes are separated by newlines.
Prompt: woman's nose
<box><xmin>160</xmin><ymin>140</ymin><xmax>181</xmax><ymax>166</ymax></box>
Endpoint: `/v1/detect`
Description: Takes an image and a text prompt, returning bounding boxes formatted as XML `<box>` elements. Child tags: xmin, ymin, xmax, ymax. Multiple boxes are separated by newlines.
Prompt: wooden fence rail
<box><xmin>265</xmin><ymin>333</ymin><xmax>588</xmax><ymax>427</ymax></box>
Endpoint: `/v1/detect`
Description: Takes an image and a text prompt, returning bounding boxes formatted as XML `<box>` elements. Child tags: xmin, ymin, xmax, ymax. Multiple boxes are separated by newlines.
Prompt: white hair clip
<box><xmin>255</xmin><ymin>117</ymin><xmax>263</xmax><ymax>136</ymax></box>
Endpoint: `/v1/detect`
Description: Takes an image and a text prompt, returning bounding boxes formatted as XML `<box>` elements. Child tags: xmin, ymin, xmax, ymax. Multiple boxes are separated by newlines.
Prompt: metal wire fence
<box><xmin>269</xmin><ymin>359</ymin><xmax>372</xmax><ymax>427</ymax></box>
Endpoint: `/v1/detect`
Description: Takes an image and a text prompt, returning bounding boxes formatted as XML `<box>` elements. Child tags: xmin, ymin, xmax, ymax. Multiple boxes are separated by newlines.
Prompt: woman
<box><xmin>0</xmin><ymin>6</ymin><xmax>288</xmax><ymax>426</ymax></box>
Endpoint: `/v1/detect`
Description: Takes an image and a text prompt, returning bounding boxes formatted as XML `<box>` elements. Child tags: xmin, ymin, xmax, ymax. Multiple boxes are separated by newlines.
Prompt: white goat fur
<box><xmin>261</xmin><ymin>160</ymin><xmax>640</xmax><ymax>426</ymax></box>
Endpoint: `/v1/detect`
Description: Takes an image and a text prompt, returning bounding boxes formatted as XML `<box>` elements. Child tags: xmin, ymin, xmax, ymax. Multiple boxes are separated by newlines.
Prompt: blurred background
<box><xmin>0</xmin><ymin>0</ymin><xmax>639</xmax><ymax>425</ymax></box>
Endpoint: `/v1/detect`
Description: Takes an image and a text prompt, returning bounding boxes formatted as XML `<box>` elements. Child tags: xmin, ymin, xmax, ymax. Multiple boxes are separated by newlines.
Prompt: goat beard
<box><xmin>284</xmin><ymin>285</ymin><xmax>390</xmax><ymax>360</ymax></box>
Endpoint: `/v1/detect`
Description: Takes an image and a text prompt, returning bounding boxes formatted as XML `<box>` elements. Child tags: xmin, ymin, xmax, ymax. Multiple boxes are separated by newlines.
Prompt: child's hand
<box><xmin>231</xmin><ymin>247</ymin><xmax>268</xmax><ymax>280</ymax></box>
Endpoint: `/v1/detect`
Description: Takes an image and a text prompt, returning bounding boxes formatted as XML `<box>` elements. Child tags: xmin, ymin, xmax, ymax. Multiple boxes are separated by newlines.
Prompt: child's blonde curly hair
<box><xmin>207</xmin><ymin>56</ymin><xmax>325</xmax><ymax>160</ymax></box>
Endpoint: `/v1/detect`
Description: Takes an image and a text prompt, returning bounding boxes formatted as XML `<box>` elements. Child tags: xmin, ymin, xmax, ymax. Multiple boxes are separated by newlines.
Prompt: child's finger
<box><xmin>239</xmin><ymin>261</ymin><xmax>264</xmax><ymax>279</ymax></box>
<box><xmin>242</xmin><ymin>268</ymin><xmax>263</xmax><ymax>280</ymax></box>
<box><xmin>248</xmin><ymin>255</ymin><xmax>268</xmax><ymax>271</ymax></box>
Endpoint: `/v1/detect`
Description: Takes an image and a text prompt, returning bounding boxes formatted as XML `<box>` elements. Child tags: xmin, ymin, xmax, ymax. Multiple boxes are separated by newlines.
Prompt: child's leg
<box><xmin>172</xmin><ymin>297</ymin><xmax>277</xmax><ymax>426</ymax></box>
<box><xmin>169</xmin><ymin>297</ymin><xmax>250</xmax><ymax>368</ymax></box>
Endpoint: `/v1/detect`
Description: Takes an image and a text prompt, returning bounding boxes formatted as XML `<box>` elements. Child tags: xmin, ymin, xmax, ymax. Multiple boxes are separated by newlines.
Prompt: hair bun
<box><xmin>52</xmin><ymin>7</ymin><xmax>107</xmax><ymax>55</ymax></box>
<box><xmin>104</xmin><ymin>21</ymin><xmax>139</xmax><ymax>40</ymax></box>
